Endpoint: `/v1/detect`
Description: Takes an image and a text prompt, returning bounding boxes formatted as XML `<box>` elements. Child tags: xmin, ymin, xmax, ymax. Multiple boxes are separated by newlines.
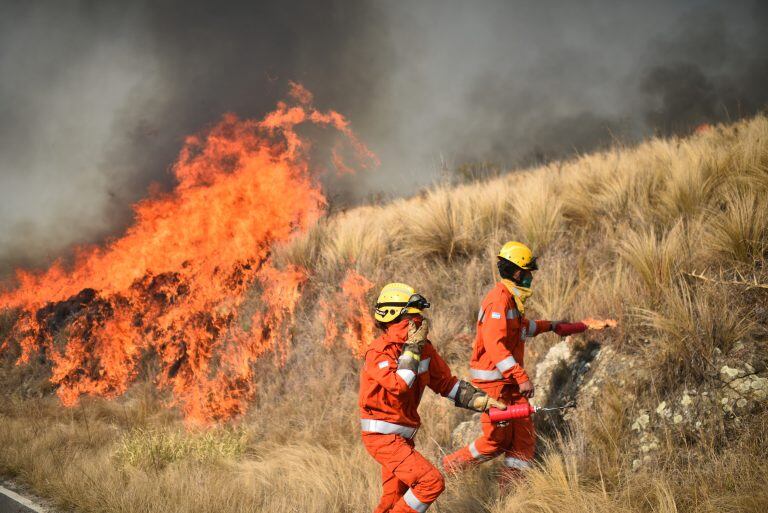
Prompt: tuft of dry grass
<box><xmin>705</xmin><ymin>185</ymin><xmax>768</xmax><ymax>264</ymax></box>
<box><xmin>114</xmin><ymin>426</ymin><xmax>247</xmax><ymax>470</ymax></box>
<box><xmin>636</xmin><ymin>279</ymin><xmax>758</xmax><ymax>388</ymax></box>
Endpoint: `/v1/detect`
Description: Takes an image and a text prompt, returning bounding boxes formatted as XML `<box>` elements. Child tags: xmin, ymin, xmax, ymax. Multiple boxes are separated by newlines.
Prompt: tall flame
<box><xmin>0</xmin><ymin>84</ymin><xmax>375</xmax><ymax>423</ymax></box>
<box><xmin>319</xmin><ymin>269</ymin><xmax>375</xmax><ymax>357</ymax></box>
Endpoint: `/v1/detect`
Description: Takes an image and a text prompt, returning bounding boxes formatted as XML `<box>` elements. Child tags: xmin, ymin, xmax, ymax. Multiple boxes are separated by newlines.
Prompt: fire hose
<box><xmin>488</xmin><ymin>401</ymin><xmax>575</xmax><ymax>423</ymax></box>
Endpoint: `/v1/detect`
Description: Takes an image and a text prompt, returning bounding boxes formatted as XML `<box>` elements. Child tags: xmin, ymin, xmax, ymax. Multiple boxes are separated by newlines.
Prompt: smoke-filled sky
<box><xmin>1</xmin><ymin>0</ymin><xmax>767</xmax><ymax>273</ymax></box>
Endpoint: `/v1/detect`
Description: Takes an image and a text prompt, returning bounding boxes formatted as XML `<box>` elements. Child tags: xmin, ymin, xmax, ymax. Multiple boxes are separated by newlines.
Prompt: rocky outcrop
<box><xmin>629</xmin><ymin>342</ymin><xmax>767</xmax><ymax>469</ymax></box>
<box><xmin>449</xmin><ymin>336</ymin><xmax>768</xmax><ymax>467</ymax></box>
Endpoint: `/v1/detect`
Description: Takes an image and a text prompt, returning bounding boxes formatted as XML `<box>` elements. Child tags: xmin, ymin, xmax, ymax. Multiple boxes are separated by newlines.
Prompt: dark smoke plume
<box><xmin>1</xmin><ymin>0</ymin><xmax>767</xmax><ymax>275</ymax></box>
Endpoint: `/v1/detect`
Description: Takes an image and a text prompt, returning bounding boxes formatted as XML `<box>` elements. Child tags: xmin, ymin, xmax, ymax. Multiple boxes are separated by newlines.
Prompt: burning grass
<box><xmin>1</xmin><ymin>109</ymin><xmax>767</xmax><ymax>512</ymax></box>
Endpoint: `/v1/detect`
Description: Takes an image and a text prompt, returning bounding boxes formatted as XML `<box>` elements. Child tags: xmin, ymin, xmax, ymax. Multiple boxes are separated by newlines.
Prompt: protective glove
<box><xmin>471</xmin><ymin>394</ymin><xmax>508</xmax><ymax>412</ymax></box>
<box><xmin>407</xmin><ymin>318</ymin><xmax>429</xmax><ymax>344</ymax></box>
<box><xmin>403</xmin><ymin>318</ymin><xmax>429</xmax><ymax>358</ymax></box>
<box><xmin>454</xmin><ymin>380</ymin><xmax>508</xmax><ymax>412</ymax></box>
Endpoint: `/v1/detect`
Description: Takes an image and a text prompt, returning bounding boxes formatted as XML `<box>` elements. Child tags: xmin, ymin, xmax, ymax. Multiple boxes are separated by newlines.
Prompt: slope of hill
<box><xmin>1</xmin><ymin>116</ymin><xmax>767</xmax><ymax>513</ymax></box>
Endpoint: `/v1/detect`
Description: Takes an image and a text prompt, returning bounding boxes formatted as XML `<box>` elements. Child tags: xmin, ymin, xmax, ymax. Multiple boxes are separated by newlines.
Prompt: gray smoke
<box><xmin>1</xmin><ymin>0</ymin><xmax>766</xmax><ymax>275</ymax></box>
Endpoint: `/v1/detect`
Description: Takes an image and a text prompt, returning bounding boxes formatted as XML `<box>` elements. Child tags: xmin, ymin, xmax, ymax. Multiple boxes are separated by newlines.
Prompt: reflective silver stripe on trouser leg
<box><xmin>403</xmin><ymin>489</ymin><xmax>430</xmax><ymax>513</ymax></box>
<box><xmin>468</xmin><ymin>440</ymin><xmax>493</xmax><ymax>461</ymax></box>
<box><xmin>495</xmin><ymin>355</ymin><xmax>517</xmax><ymax>373</ymax></box>
<box><xmin>503</xmin><ymin>456</ymin><xmax>531</xmax><ymax>469</ymax></box>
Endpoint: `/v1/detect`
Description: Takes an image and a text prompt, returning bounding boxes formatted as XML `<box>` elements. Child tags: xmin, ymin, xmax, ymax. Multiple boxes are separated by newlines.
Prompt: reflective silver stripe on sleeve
<box><xmin>468</xmin><ymin>440</ymin><xmax>481</xmax><ymax>458</ymax></box>
<box><xmin>447</xmin><ymin>381</ymin><xmax>460</xmax><ymax>400</ymax></box>
<box><xmin>469</xmin><ymin>368</ymin><xmax>503</xmax><ymax>381</ymax></box>
<box><xmin>377</xmin><ymin>360</ymin><xmax>389</xmax><ymax>369</ymax></box>
<box><xmin>396</xmin><ymin>369</ymin><xmax>416</xmax><ymax>387</ymax></box>
<box><xmin>503</xmin><ymin>456</ymin><xmax>531</xmax><ymax>469</ymax></box>
<box><xmin>506</xmin><ymin>309</ymin><xmax>519</xmax><ymax>319</ymax></box>
<box><xmin>403</xmin><ymin>489</ymin><xmax>430</xmax><ymax>513</ymax></box>
<box><xmin>495</xmin><ymin>355</ymin><xmax>517</xmax><ymax>373</ymax></box>
<box><xmin>477</xmin><ymin>308</ymin><xmax>485</xmax><ymax>323</ymax></box>
<box><xmin>527</xmin><ymin>319</ymin><xmax>537</xmax><ymax>337</ymax></box>
<box><xmin>360</xmin><ymin>419</ymin><xmax>418</xmax><ymax>439</ymax></box>
<box><xmin>418</xmin><ymin>358</ymin><xmax>431</xmax><ymax>374</ymax></box>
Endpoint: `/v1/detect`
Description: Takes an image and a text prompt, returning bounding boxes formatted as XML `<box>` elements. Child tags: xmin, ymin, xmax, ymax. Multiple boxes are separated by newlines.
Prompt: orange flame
<box><xmin>0</xmin><ymin>86</ymin><xmax>375</xmax><ymax>423</ymax></box>
<box><xmin>319</xmin><ymin>269</ymin><xmax>375</xmax><ymax>357</ymax></box>
<box><xmin>581</xmin><ymin>317</ymin><xmax>618</xmax><ymax>330</ymax></box>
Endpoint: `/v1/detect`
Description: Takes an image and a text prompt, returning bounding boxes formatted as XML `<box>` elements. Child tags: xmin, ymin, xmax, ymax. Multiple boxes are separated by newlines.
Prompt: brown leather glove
<box><xmin>454</xmin><ymin>380</ymin><xmax>508</xmax><ymax>412</ymax></box>
<box><xmin>407</xmin><ymin>318</ymin><xmax>429</xmax><ymax>342</ymax></box>
<box><xmin>404</xmin><ymin>318</ymin><xmax>429</xmax><ymax>355</ymax></box>
<box><xmin>470</xmin><ymin>394</ymin><xmax>508</xmax><ymax>411</ymax></box>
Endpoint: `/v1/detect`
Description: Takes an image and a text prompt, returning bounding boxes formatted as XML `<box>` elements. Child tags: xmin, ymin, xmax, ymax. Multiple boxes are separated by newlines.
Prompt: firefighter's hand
<box><xmin>407</xmin><ymin>318</ymin><xmax>429</xmax><ymax>346</ymax></box>
<box><xmin>519</xmin><ymin>380</ymin><xmax>535</xmax><ymax>398</ymax></box>
<box><xmin>471</xmin><ymin>394</ymin><xmax>507</xmax><ymax>411</ymax></box>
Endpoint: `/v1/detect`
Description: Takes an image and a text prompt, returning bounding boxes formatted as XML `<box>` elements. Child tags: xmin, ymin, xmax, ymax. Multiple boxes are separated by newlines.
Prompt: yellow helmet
<box><xmin>498</xmin><ymin>241</ymin><xmax>538</xmax><ymax>270</ymax></box>
<box><xmin>374</xmin><ymin>282</ymin><xmax>430</xmax><ymax>323</ymax></box>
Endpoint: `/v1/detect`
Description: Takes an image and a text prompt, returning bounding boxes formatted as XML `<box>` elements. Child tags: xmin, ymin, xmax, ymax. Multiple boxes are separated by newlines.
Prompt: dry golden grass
<box><xmin>2</xmin><ymin>115</ymin><xmax>768</xmax><ymax>512</ymax></box>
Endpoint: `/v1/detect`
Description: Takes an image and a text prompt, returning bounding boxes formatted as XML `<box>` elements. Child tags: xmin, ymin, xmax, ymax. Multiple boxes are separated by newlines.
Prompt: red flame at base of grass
<box><xmin>0</xmin><ymin>85</ymin><xmax>374</xmax><ymax>423</ymax></box>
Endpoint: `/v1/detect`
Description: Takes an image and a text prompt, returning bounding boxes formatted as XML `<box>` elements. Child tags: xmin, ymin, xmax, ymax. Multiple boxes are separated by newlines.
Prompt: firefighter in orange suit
<box><xmin>442</xmin><ymin>241</ymin><xmax>566</xmax><ymax>482</ymax></box>
<box><xmin>360</xmin><ymin>283</ymin><xmax>507</xmax><ymax>513</ymax></box>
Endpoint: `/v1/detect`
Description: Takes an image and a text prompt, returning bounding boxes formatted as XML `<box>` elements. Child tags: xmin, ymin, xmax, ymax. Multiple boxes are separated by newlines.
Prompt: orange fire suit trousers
<box><xmin>362</xmin><ymin>432</ymin><xmax>445</xmax><ymax>513</ymax></box>
<box><xmin>442</xmin><ymin>390</ymin><xmax>535</xmax><ymax>476</ymax></box>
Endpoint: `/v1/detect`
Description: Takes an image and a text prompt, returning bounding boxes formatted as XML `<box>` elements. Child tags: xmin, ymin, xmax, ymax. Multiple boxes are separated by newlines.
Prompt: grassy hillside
<box><xmin>1</xmin><ymin>116</ymin><xmax>767</xmax><ymax>513</ymax></box>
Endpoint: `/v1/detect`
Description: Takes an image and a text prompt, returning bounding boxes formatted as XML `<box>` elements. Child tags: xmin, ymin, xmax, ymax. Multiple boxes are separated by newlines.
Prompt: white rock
<box><xmin>750</xmin><ymin>377</ymin><xmax>767</xmax><ymax>391</ymax></box>
<box><xmin>720</xmin><ymin>365</ymin><xmax>743</xmax><ymax>382</ymax></box>
<box><xmin>656</xmin><ymin>401</ymin><xmax>667</xmax><ymax>415</ymax></box>
<box><xmin>632</xmin><ymin>413</ymin><xmax>650</xmax><ymax>432</ymax></box>
<box><xmin>673</xmin><ymin>414</ymin><xmax>683</xmax><ymax>424</ymax></box>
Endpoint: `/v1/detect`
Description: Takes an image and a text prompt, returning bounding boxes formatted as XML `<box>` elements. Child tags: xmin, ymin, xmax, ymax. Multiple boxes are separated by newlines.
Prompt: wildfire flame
<box><xmin>0</xmin><ymin>83</ymin><xmax>375</xmax><ymax>423</ymax></box>
<box><xmin>581</xmin><ymin>317</ymin><xmax>618</xmax><ymax>330</ymax></box>
<box><xmin>319</xmin><ymin>269</ymin><xmax>375</xmax><ymax>357</ymax></box>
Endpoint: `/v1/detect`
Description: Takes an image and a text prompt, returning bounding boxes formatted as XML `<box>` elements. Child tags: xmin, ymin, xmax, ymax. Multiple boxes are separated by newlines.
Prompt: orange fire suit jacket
<box><xmin>469</xmin><ymin>280</ymin><xmax>551</xmax><ymax>389</ymax></box>
<box><xmin>359</xmin><ymin>319</ymin><xmax>460</xmax><ymax>429</ymax></box>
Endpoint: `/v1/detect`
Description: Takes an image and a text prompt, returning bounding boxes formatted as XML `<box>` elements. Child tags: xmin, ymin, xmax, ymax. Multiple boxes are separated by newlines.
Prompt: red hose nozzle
<box><xmin>554</xmin><ymin>322</ymin><xmax>587</xmax><ymax>337</ymax></box>
<box><xmin>488</xmin><ymin>403</ymin><xmax>538</xmax><ymax>422</ymax></box>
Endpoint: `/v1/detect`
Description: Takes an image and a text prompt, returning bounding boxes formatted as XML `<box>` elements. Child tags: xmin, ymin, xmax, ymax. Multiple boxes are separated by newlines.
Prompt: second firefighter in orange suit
<box><xmin>443</xmin><ymin>241</ymin><xmax>568</xmax><ymax>481</ymax></box>
<box><xmin>360</xmin><ymin>283</ymin><xmax>507</xmax><ymax>513</ymax></box>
